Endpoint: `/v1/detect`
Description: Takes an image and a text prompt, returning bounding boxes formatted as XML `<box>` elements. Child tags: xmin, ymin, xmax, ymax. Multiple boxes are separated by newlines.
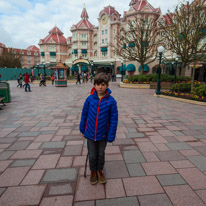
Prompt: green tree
<box><xmin>113</xmin><ymin>16</ymin><xmax>162</xmax><ymax>74</ymax></box>
<box><xmin>159</xmin><ymin>0</ymin><xmax>206</xmax><ymax>76</ymax></box>
<box><xmin>0</xmin><ymin>49</ymin><xmax>22</xmax><ymax>68</ymax></box>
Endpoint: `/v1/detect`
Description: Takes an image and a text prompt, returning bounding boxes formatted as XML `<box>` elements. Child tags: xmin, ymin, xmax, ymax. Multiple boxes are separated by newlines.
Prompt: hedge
<box><xmin>127</xmin><ymin>74</ymin><xmax>191</xmax><ymax>83</ymax></box>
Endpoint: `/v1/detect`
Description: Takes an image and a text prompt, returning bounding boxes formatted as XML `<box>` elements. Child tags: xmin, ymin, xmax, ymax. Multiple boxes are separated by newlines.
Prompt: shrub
<box><xmin>170</xmin><ymin>83</ymin><xmax>191</xmax><ymax>93</ymax></box>
<box><xmin>127</xmin><ymin>74</ymin><xmax>191</xmax><ymax>83</ymax></box>
<box><xmin>192</xmin><ymin>84</ymin><xmax>206</xmax><ymax>97</ymax></box>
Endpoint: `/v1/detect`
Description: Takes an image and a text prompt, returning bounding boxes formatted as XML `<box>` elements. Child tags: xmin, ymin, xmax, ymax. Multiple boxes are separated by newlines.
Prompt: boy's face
<box><xmin>94</xmin><ymin>82</ymin><xmax>108</xmax><ymax>96</ymax></box>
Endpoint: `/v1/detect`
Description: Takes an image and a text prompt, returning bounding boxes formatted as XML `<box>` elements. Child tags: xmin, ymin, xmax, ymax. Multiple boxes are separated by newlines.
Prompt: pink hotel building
<box><xmin>39</xmin><ymin>0</ymin><xmax>163</xmax><ymax>75</ymax></box>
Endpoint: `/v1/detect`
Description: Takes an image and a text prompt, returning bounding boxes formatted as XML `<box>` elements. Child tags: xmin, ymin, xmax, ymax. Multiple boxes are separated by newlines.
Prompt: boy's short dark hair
<box><xmin>94</xmin><ymin>72</ymin><xmax>110</xmax><ymax>85</ymax></box>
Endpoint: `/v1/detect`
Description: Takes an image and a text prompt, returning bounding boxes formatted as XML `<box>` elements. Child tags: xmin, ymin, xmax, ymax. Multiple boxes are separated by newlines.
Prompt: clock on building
<box><xmin>101</xmin><ymin>14</ymin><xmax>108</xmax><ymax>25</ymax></box>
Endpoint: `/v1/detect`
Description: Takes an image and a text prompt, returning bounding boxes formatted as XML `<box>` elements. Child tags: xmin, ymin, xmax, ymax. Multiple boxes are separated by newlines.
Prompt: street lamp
<box><xmin>175</xmin><ymin>57</ymin><xmax>178</xmax><ymax>84</ymax></box>
<box><xmin>43</xmin><ymin>62</ymin><xmax>46</xmax><ymax>75</ymax></box>
<box><xmin>156</xmin><ymin>46</ymin><xmax>165</xmax><ymax>95</ymax></box>
<box><xmin>37</xmin><ymin>64</ymin><xmax>39</xmax><ymax>76</ymax></box>
<box><xmin>121</xmin><ymin>59</ymin><xmax>124</xmax><ymax>82</ymax></box>
<box><xmin>110</xmin><ymin>62</ymin><xmax>113</xmax><ymax>81</ymax></box>
<box><xmin>91</xmin><ymin>61</ymin><xmax>94</xmax><ymax>76</ymax></box>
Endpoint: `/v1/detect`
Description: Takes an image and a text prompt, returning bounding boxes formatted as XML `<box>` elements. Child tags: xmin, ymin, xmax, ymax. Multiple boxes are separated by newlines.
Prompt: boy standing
<box><xmin>80</xmin><ymin>73</ymin><xmax>118</xmax><ymax>185</ymax></box>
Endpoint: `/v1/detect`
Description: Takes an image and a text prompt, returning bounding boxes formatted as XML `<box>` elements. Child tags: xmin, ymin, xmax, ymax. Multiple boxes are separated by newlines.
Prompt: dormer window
<box><xmin>27</xmin><ymin>51</ymin><xmax>31</xmax><ymax>55</ymax></box>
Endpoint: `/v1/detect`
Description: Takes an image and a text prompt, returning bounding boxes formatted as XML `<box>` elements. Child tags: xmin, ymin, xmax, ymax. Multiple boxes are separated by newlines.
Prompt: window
<box><xmin>102</xmin><ymin>39</ymin><xmax>104</xmax><ymax>44</ymax></box>
<box><xmin>113</xmin><ymin>29</ymin><xmax>116</xmax><ymax>34</ymax></box>
<box><xmin>82</xmin><ymin>53</ymin><xmax>87</xmax><ymax>58</ymax></box>
<box><xmin>28</xmin><ymin>61</ymin><xmax>31</xmax><ymax>64</ymax></box>
<box><xmin>81</xmin><ymin>42</ymin><xmax>87</xmax><ymax>46</ymax></box>
<box><xmin>27</xmin><ymin>51</ymin><xmax>31</xmax><ymax>55</ymax></box>
<box><xmin>102</xmin><ymin>51</ymin><xmax>107</xmax><ymax>57</ymax></box>
<box><xmin>49</xmin><ymin>45</ymin><xmax>56</xmax><ymax>50</ymax></box>
<box><xmin>105</xmin><ymin>38</ymin><xmax>107</xmax><ymax>43</ymax></box>
<box><xmin>113</xmin><ymin>38</ymin><xmax>116</xmax><ymax>43</ymax></box>
<box><xmin>81</xmin><ymin>33</ymin><xmax>87</xmax><ymax>38</ymax></box>
<box><xmin>75</xmin><ymin>54</ymin><xmax>78</xmax><ymax>58</ymax></box>
<box><xmin>113</xmin><ymin>50</ymin><xmax>116</xmax><ymax>56</ymax></box>
<box><xmin>105</xmin><ymin>29</ymin><xmax>108</xmax><ymax>34</ymax></box>
<box><xmin>102</xmin><ymin>30</ymin><xmax>104</xmax><ymax>35</ymax></box>
<box><xmin>27</xmin><ymin>56</ymin><xmax>31</xmax><ymax>59</ymax></box>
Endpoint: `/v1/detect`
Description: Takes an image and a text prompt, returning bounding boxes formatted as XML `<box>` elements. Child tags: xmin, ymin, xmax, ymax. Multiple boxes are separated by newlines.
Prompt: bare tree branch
<box><xmin>112</xmin><ymin>16</ymin><xmax>162</xmax><ymax>74</ymax></box>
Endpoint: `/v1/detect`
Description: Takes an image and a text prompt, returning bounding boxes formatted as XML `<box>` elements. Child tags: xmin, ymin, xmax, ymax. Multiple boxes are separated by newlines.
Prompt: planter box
<box><xmin>120</xmin><ymin>82</ymin><xmax>150</xmax><ymax>89</ymax></box>
<box><xmin>150</xmin><ymin>82</ymin><xmax>171</xmax><ymax>90</ymax></box>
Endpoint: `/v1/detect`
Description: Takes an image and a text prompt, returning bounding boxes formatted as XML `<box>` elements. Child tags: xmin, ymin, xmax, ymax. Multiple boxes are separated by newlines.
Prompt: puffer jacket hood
<box><xmin>80</xmin><ymin>87</ymin><xmax>118</xmax><ymax>142</ymax></box>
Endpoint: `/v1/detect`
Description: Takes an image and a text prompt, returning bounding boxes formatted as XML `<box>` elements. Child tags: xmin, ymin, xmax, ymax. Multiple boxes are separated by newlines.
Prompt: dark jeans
<box><xmin>87</xmin><ymin>139</ymin><xmax>107</xmax><ymax>171</ymax></box>
<box><xmin>25</xmin><ymin>83</ymin><xmax>31</xmax><ymax>91</ymax></box>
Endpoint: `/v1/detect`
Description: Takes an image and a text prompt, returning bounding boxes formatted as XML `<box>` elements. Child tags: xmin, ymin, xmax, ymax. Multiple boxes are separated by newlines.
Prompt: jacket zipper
<box><xmin>94</xmin><ymin>97</ymin><xmax>104</xmax><ymax>141</ymax></box>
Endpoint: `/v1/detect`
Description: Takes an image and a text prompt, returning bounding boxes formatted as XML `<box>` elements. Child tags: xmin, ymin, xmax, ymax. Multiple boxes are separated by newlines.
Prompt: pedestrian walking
<box><xmin>80</xmin><ymin>72</ymin><xmax>118</xmax><ymax>185</ymax></box>
<box><xmin>86</xmin><ymin>73</ymin><xmax>89</xmax><ymax>83</ymax></box>
<box><xmin>76</xmin><ymin>73</ymin><xmax>81</xmax><ymax>84</ymax></box>
<box><xmin>24</xmin><ymin>72</ymin><xmax>31</xmax><ymax>92</ymax></box>
<box><xmin>51</xmin><ymin>73</ymin><xmax>54</xmax><ymax>85</ymax></box>
<box><xmin>17</xmin><ymin>73</ymin><xmax>22</xmax><ymax>88</ymax></box>
<box><xmin>82</xmin><ymin>73</ymin><xmax>85</xmax><ymax>84</ymax></box>
<box><xmin>89</xmin><ymin>74</ymin><xmax>93</xmax><ymax>83</ymax></box>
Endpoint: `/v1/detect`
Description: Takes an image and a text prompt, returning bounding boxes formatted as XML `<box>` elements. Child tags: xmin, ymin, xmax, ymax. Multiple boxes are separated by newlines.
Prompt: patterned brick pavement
<box><xmin>0</xmin><ymin>81</ymin><xmax>206</xmax><ymax>206</ymax></box>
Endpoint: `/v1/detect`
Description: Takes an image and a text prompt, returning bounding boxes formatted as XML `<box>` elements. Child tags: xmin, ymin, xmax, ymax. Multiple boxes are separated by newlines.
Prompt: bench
<box><xmin>0</xmin><ymin>96</ymin><xmax>6</xmax><ymax>110</ymax></box>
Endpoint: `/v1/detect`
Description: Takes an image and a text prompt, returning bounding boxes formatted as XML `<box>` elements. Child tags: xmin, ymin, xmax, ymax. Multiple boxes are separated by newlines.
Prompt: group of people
<box><xmin>76</xmin><ymin>73</ymin><xmax>93</xmax><ymax>84</ymax></box>
<box><xmin>17</xmin><ymin>73</ymin><xmax>31</xmax><ymax>92</ymax></box>
<box><xmin>17</xmin><ymin>73</ymin><xmax>55</xmax><ymax>91</ymax></box>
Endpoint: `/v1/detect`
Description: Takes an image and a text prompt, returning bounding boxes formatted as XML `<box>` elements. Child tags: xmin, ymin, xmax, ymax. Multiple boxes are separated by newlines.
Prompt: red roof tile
<box><xmin>0</xmin><ymin>43</ymin><xmax>6</xmax><ymax>48</ymax></box>
<box><xmin>133</xmin><ymin>0</ymin><xmax>158</xmax><ymax>12</ymax></box>
<box><xmin>99</xmin><ymin>5</ymin><xmax>120</xmax><ymax>17</ymax></box>
<box><xmin>40</xmin><ymin>26</ymin><xmax>67</xmax><ymax>45</ymax></box>
<box><xmin>26</xmin><ymin>45</ymin><xmax>39</xmax><ymax>51</ymax></box>
<box><xmin>74</xmin><ymin>6</ymin><xmax>94</xmax><ymax>29</ymax></box>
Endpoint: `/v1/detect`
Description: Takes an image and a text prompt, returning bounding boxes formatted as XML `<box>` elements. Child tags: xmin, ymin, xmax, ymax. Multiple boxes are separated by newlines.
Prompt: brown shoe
<box><xmin>90</xmin><ymin>171</ymin><xmax>97</xmax><ymax>185</ymax></box>
<box><xmin>97</xmin><ymin>170</ymin><xmax>106</xmax><ymax>184</ymax></box>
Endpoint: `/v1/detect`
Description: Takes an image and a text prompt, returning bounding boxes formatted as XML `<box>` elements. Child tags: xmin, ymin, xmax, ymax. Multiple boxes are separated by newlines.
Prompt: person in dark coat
<box><xmin>76</xmin><ymin>73</ymin><xmax>81</xmax><ymax>84</ymax></box>
<box><xmin>80</xmin><ymin>72</ymin><xmax>118</xmax><ymax>185</ymax></box>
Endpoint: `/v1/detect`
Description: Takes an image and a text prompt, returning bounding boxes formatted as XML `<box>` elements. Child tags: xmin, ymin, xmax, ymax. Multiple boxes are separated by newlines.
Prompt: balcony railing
<box><xmin>81</xmin><ymin>45</ymin><xmax>88</xmax><ymax>49</ymax></box>
<box><xmin>80</xmin><ymin>37</ymin><xmax>88</xmax><ymax>41</ymax></box>
<box><xmin>72</xmin><ymin>45</ymin><xmax>78</xmax><ymax>49</ymax></box>
<box><xmin>49</xmin><ymin>48</ymin><xmax>56</xmax><ymax>52</ymax></box>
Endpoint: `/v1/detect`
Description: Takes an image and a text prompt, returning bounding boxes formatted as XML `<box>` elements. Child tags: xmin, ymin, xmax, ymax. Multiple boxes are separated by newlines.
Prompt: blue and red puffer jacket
<box><xmin>80</xmin><ymin>87</ymin><xmax>118</xmax><ymax>142</ymax></box>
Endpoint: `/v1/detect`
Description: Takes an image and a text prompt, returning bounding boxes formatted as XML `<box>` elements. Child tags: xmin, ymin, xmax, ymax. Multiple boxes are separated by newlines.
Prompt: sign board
<box><xmin>73</xmin><ymin>59</ymin><xmax>89</xmax><ymax>65</ymax></box>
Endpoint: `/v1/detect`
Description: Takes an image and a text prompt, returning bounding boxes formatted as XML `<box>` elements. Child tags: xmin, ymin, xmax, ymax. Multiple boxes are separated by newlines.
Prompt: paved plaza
<box><xmin>0</xmin><ymin>80</ymin><xmax>206</xmax><ymax>206</ymax></box>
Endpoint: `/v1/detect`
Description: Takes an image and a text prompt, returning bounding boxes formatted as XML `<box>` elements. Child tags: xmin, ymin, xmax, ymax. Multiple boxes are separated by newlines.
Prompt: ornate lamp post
<box><xmin>43</xmin><ymin>62</ymin><xmax>46</xmax><ymax>75</ymax></box>
<box><xmin>91</xmin><ymin>61</ymin><xmax>94</xmax><ymax>76</ymax></box>
<box><xmin>156</xmin><ymin>46</ymin><xmax>165</xmax><ymax>95</ymax></box>
<box><xmin>121</xmin><ymin>59</ymin><xmax>124</xmax><ymax>82</ymax></box>
<box><xmin>37</xmin><ymin>64</ymin><xmax>39</xmax><ymax>76</ymax></box>
<box><xmin>110</xmin><ymin>62</ymin><xmax>113</xmax><ymax>80</ymax></box>
<box><xmin>175</xmin><ymin>57</ymin><xmax>178</xmax><ymax>84</ymax></box>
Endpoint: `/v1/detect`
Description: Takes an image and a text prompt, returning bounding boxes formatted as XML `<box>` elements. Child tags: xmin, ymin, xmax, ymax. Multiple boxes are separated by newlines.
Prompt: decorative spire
<box><xmin>81</xmin><ymin>4</ymin><xmax>89</xmax><ymax>19</ymax></box>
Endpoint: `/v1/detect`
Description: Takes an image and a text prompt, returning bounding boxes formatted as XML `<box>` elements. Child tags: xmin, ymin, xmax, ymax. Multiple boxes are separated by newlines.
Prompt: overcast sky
<box><xmin>0</xmin><ymin>0</ymin><xmax>191</xmax><ymax>49</ymax></box>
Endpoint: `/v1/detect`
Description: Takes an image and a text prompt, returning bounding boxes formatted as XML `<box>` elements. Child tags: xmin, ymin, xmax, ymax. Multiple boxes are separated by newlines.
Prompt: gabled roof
<box><xmin>162</xmin><ymin>13</ymin><xmax>174</xmax><ymax>25</ymax></box>
<box><xmin>132</xmin><ymin>0</ymin><xmax>160</xmax><ymax>13</ymax></box>
<box><xmin>0</xmin><ymin>43</ymin><xmax>6</xmax><ymax>48</ymax></box>
<box><xmin>26</xmin><ymin>45</ymin><xmax>39</xmax><ymax>51</ymax></box>
<box><xmin>99</xmin><ymin>5</ymin><xmax>120</xmax><ymax>17</ymax></box>
<box><xmin>39</xmin><ymin>25</ymin><xmax>67</xmax><ymax>45</ymax></box>
<box><xmin>73</xmin><ymin>5</ymin><xmax>94</xmax><ymax>30</ymax></box>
